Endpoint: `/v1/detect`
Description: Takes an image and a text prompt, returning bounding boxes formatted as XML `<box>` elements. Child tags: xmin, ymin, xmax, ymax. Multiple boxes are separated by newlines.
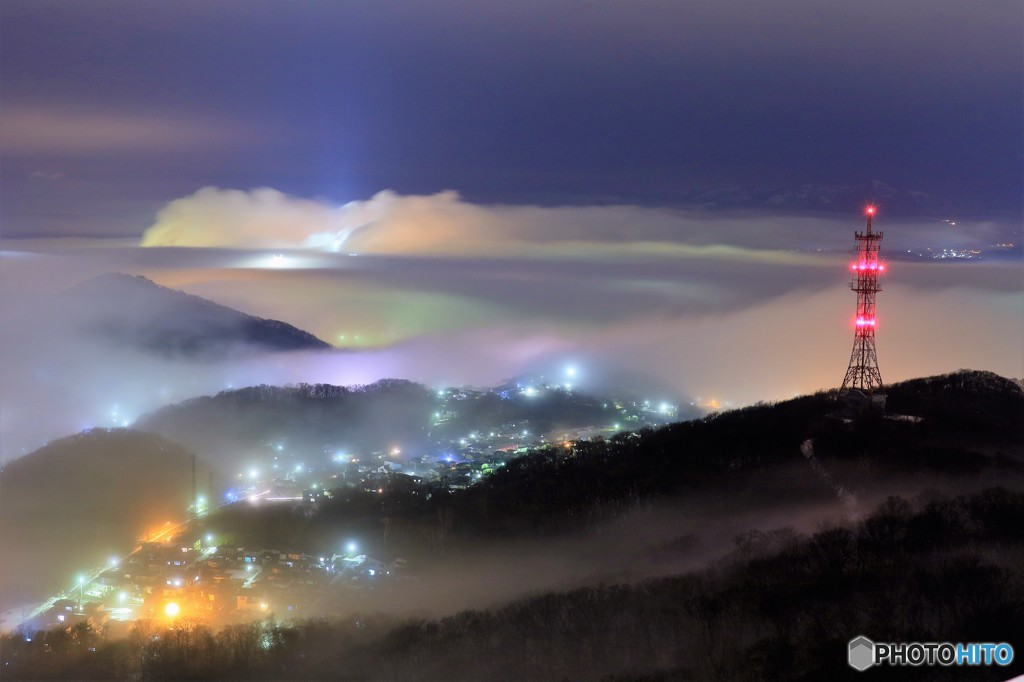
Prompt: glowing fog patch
<box><xmin>239</xmin><ymin>251</ymin><xmax>342</xmax><ymax>270</ymax></box>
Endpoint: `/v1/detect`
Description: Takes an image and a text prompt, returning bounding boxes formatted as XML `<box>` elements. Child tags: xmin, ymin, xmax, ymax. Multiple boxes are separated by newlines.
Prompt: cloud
<box><xmin>140</xmin><ymin>187</ymin><xmax>1006</xmax><ymax>256</ymax></box>
<box><xmin>0</xmin><ymin>106</ymin><xmax>248</xmax><ymax>155</ymax></box>
<box><xmin>140</xmin><ymin>188</ymin><xmax>521</xmax><ymax>253</ymax></box>
<box><xmin>141</xmin><ymin>187</ymin><xmax>357</xmax><ymax>249</ymax></box>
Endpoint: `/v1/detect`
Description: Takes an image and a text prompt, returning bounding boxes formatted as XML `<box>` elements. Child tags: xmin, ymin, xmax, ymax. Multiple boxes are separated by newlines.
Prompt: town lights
<box><xmin>164</xmin><ymin>602</ymin><xmax>180</xmax><ymax>618</ymax></box>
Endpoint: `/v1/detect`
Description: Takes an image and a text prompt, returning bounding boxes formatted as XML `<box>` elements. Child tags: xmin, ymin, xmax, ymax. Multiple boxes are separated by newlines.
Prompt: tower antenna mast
<box><xmin>840</xmin><ymin>206</ymin><xmax>885</xmax><ymax>394</ymax></box>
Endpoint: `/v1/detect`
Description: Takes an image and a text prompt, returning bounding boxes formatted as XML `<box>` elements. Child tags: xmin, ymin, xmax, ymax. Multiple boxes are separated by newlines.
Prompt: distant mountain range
<box><xmin>680</xmin><ymin>179</ymin><xmax>941</xmax><ymax>215</ymax></box>
<box><xmin>61</xmin><ymin>273</ymin><xmax>331</xmax><ymax>357</ymax></box>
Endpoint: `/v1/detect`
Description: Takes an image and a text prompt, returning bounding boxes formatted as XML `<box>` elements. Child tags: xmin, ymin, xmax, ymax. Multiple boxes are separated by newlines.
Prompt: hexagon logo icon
<box><xmin>848</xmin><ymin>636</ymin><xmax>875</xmax><ymax>671</ymax></box>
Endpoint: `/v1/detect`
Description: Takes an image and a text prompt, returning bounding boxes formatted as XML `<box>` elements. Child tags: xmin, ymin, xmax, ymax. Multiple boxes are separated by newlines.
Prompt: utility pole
<box><xmin>191</xmin><ymin>453</ymin><xmax>197</xmax><ymax>532</ymax></box>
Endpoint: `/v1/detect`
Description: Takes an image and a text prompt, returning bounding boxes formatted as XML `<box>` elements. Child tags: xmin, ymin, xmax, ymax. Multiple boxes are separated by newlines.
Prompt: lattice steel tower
<box><xmin>840</xmin><ymin>207</ymin><xmax>885</xmax><ymax>392</ymax></box>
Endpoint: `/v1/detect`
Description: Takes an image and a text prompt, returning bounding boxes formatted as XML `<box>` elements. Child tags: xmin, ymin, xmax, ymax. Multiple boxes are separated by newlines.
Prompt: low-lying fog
<box><xmin>1</xmin><ymin>244</ymin><xmax>1019</xmax><ymax>463</ymax></box>
<box><xmin>281</xmin><ymin>463</ymin><xmax>1024</xmax><ymax>623</ymax></box>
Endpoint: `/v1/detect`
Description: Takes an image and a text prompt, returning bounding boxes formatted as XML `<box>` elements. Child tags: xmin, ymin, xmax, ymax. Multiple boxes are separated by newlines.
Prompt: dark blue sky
<box><xmin>1</xmin><ymin>0</ymin><xmax>1020</xmax><ymax>237</ymax></box>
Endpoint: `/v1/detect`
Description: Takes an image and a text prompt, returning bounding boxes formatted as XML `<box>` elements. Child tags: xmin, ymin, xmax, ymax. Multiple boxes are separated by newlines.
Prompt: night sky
<box><xmin>2</xmin><ymin>0</ymin><xmax>1021</xmax><ymax>236</ymax></box>
<box><xmin>0</xmin><ymin>1</ymin><xmax>1021</xmax><ymax>458</ymax></box>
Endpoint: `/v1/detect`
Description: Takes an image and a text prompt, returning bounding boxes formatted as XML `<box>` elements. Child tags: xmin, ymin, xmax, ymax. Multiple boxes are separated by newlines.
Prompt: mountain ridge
<box><xmin>0</xmin><ymin>428</ymin><xmax>211</xmax><ymax>614</ymax></box>
<box><xmin>61</xmin><ymin>273</ymin><xmax>332</xmax><ymax>357</ymax></box>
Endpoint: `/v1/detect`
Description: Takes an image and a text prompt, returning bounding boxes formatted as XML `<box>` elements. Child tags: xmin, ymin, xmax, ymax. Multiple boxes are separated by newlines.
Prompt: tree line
<box><xmin>3</xmin><ymin>487</ymin><xmax>1021</xmax><ymax>680</ymax></box>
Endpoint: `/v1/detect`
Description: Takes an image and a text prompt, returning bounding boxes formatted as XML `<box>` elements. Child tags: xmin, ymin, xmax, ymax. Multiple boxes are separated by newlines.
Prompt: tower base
<box><xmin>838</xmin><ymin>389</ymin><xmax>886</xmax><ymax>416</ymax></box>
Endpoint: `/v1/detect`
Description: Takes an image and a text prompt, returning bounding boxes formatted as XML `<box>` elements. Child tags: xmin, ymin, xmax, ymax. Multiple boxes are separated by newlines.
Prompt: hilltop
<box><xmin>134</xmin><ymin>379</ymin><xmax>643</xmax><ymax>476</ymax></box>
<box><xmin>444</xmin><ymin>370</ymin><xmax>1023</xmax><ymax>535</ymax></box>
<box><xmin>0</xmin><ymin>429</ymin><xmax>209</xmax><ymax>614</ymax></box>
<box><xmin>61</xmin><ymin>273</ymin><xmax>331</xmax><ymax>357</ymax></box>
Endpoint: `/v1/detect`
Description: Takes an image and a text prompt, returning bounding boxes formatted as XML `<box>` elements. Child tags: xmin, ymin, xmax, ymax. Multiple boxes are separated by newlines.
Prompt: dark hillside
<box><xmin>441</xmin><ymin>370</ymin><xmax>1023</xmax><ymax>537</ymax></box>
<box><xmin>61</xmin><ymin>273</ymin><xmax>331</xmax><ymax>357</ymax></box>
<box><xmin>0</xmin><ymin>429</ymin><xmax>207</xmax><ymax>613</ymax></box>
<box><xmin>4</xmin><ymin>488</ymin><xmax>1021</xmax><ymax>681</ymax></box>
<box><xmin>885</xmin><ymin>369</ymin><xmax>1024</xmax><ymax>441</ymax></box>
<box><xmin>199</xmin><ymin>371</ymin><xmax>1024</xmax><ymax>557</ymax></box>
<box><xmin>136</xmin><ymin>380</ymin><xmax>436</xmax><ymax>473</ymax></box>
<box><xmin>136</xmin><ymin>380</ymin><xmax>623</xmax><ymax>474</ymax></box>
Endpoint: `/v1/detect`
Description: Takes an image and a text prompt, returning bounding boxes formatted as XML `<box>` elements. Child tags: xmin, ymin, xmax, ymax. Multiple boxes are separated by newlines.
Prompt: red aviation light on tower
<box><xmin>866</xmin><ymin>206</ymin><xmax>876</xmax><ymax>216</ymax></box>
